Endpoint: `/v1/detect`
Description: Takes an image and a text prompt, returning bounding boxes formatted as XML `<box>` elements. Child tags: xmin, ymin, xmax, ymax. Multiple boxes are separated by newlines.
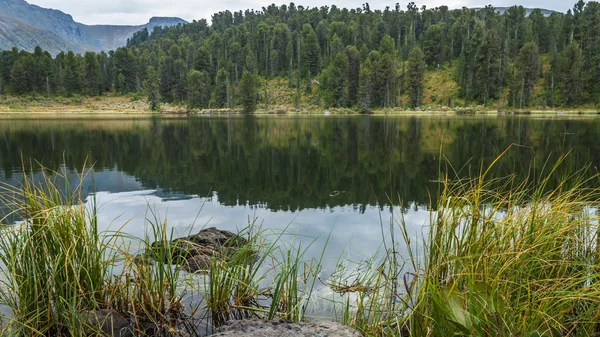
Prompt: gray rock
<box><xmin>82</xmin><ymin>309</ymin><xmax>133</xmax><ymax>337</ymax></box>
<box><xmin>150</xmin><ymin>227</ymin><xmax>248</xmax><ymax>273</ymax></box>
<box><xmin>182</xmin><ymin>254</ymin><xmax>211</xmax><ymax>273</ymax></box>
<box><xmin>209</xmin><ymin>319</ymin><xmax>364</xmax><ymax>337</ymax></box>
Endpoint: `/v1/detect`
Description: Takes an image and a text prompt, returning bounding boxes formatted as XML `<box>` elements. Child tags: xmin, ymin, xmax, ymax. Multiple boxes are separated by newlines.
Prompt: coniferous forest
<box><xmin>0</xmin><ymin>1</ymin><xmax>599</xmax><ymax>112</ymax></box>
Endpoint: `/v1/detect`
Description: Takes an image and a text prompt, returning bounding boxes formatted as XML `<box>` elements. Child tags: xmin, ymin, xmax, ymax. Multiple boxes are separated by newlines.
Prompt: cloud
<box><xmin>27</xmin><ymin>0</ymin><xmax>569</xmax><ymax>26</ymax></box>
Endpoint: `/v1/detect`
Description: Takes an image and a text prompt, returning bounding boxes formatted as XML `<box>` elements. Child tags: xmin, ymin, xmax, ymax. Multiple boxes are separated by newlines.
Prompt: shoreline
<box><xmin>0</xmin><ymin>95</ymin><xmax>598</xmax><ymax>117</ymax></box>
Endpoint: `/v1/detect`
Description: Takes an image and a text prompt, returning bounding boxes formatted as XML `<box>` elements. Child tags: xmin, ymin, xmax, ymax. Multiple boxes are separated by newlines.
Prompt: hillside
<box><xmin>0</xmin><ymin>0</ymin><xmax>186</xmax><ymax>54</ymax></box>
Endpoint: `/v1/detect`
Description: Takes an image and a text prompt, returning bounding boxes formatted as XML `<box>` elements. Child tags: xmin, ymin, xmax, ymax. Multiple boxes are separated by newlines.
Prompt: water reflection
<box><xmin>1</xmin><ymin>115</ymin><xmax>598</xmax><ymax>264</ymax></box>
<box><xmin>2</xmin><ymin>115</ymin><xmax>598</xmax><ymax>212</ymax></box>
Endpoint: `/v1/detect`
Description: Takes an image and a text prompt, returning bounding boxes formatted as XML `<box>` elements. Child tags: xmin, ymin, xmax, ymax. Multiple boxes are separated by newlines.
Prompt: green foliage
<box><xmin>358</xmin><ymin>58</ymin><xmax>374</xmax><ymax>112</ymax></box>
<box><xmin>63</xmin><ymin>51</ymin><xmax>80</xmax><ymax>96</ymax></box>
<box><xmin>322</xmin><ymin>52</ymin><xmax>349</xmax><ymax>108</ymax></box>
<box><xmin>557</xmin><ymin>42</ymin><xmax>584</xmax><ymax>106</ymax></box>
<box><xmin>81</xmin><ymin>52</ymin><xmax>101</xmax><ymax>96</ymax></box>
<box><xmin>144</xmin><ymin>66</ymin><xmax>161</xmax><ymax>111</ymax></box>
<box><xmin>214</xmin><ymin>67</ymin><xmax>231</xmax><ymax>108</ymax></box>
<box><xmin>10</xmin><ymin>56</ymin><xmax>31</xmax><ymax>95</ymax></box>
<box><xmin>186</xmin><ymin>69</ymin><xmax>211</xmax><ymax>109</ymax></box>
<box><xmin>240</xmin><ymin>71</ymin><xmax>259</xmax><ymax>113</ymax></box>
<box><xmin>302</xmin><ymin>24</ymin><xmax>320</xmax><ymax>78</ymax></box>
<box><xmin>407</xmin><ymin>47</ymin><xmax>426</xmax><ymax>108</ymax></box>
<box><xmin>423</xmin><ymin>24</ymin><xmax>444</xmax><ymax>66</ymax></box>
<box><xmin>4</xmin><ymin>1</ymin><xmax>600</xmax><ymax>109</ymax></box>
<box><xmin>510</xmin><ymin>42</ymin><xmax>541</xmax><ymax>108</ymax></box>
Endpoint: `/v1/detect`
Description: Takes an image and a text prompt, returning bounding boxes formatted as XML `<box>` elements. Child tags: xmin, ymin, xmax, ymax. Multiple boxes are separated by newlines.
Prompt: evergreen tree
<box><xmin>214</xmin><ymin>68</ymin><xmax>231</xmax><ymax>108</ymax></box>
<box><xmin>511</xmin><ymin>42</ymin><xmax>541</xmax><ymax>108</ymax></box>
<box><xmin>186</xmin><ymin>69</ymin><xmax>211</xmax><ymax>109</ymax></box>
<box><xmin>81</xmin><ymin>52</ymin><xmax>101</xmax><ymax>96</ymax></box>
<box><xmin>358</xmin><ymin>58</ymin><xmax>374</xmax><ymax>112</ymax></box>
<box><xmin>322</xmin><ymin>52</ymin><xmax>349</xmax><ymax>107</ymax></box>
<box><xmin>240</xmin><ymin>71</ymin><xmax>259</xmax><ymax>113</ymax></box>
<box><xmin>144</xmin><ymin>66</ymin><xmax>161</xmax><ymax>111</ymax></box>
<box><xmin>302</xmin><ymin>24</ymin><xmax>321</xmax><ymax>78</ymax></box>
<box><xmin>63</xmin><ymin>51</ymin><xmax>80</xmax><ymax>96</ymax></box>
<box><xmin>557</xmin><ymin>42</ymin><xmax>584</xmax><ymax>106</ymax></box>
<box><xmin>10</xmin><ymin>57</ymin><xmax>30</xmax><ymax>95</ymax></box>
<box><xmin>375</xmin><ymin>54</ymin><xmax>395</xmax><ymax>107</ymax></box>
<box><xmin>346</xmin><ymin>46</ymin><xmax>360</xmax><ymax>106</ymax></box>
<box><xmin>407</xmin><ymin>47</ymin><xmax>426</xmax><ymax>108</ymax></box>
<box><xmin>423</xmin><ymin>24</ymin><xmax>444</xmax><ymax>66</ymax></box>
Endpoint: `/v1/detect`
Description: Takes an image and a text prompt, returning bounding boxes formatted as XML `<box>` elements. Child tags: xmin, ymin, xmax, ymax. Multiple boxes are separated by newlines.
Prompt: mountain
<box><xmin>0</xmin><ymin>0</ymin><xmax>187</xmax><ymax>54</ymax></box>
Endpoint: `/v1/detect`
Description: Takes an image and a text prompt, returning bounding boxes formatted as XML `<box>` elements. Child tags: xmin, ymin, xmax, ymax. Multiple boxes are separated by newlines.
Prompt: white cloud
<box><xmin>26</xmin><ymin>0</ymin><xmax>569</xmax><ymax>26</ymax></box>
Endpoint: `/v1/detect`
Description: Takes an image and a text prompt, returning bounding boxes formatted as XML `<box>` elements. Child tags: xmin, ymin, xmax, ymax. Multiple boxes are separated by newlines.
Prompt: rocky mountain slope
<box><xmin>0</xmin><ymin>0</ymin><xmax>186</xmax><ymax>54</ymax></box>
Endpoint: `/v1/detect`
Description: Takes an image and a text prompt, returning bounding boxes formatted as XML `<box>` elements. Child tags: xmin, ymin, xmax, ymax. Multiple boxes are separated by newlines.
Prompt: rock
<box><xmin>182</xmin><ymin>254</ymin><xmax>211</xmax><ymax>273</ymax></box>
<box><xmin>209</xmin><ymin>319</ymin><xmax>364</xmax><ymax>337</ymax></box>
<box><xmin>150</xmin><ymin>227</ymin><xmax>248</xmax><ymax>273</ymax></box>
<box><xmin>82</xmin><ymin>309</ymin><xmax>133</xmax><ymax>337</ymax></box>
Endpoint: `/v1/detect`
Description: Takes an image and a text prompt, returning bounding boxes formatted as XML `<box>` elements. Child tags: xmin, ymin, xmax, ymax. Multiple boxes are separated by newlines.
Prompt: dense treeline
<box><xmin>1</xmin><ymin>1</ymin><xmax>600</xmax><ymax>111</ymax></box>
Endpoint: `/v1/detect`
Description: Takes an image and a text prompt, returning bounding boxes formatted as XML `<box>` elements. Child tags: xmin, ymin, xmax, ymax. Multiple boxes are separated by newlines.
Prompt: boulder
<box><xmin>82</xmin><ymin>309</ymin><xmax>133</xmax><ymax>337</ymax></box>
<box><xmin>209</xmin><ymin>319</ymin><xmax>364</xmax><ymax>337</ymax></box>
<box><xmin>150</xmin><ymin>227</ymin><xmax>248</xmax><ymax>273</ymax></box>
<box><xmin>182</xmin><ymin>254</ymin><xmax>212</xmax><ymax>273</ymax></box>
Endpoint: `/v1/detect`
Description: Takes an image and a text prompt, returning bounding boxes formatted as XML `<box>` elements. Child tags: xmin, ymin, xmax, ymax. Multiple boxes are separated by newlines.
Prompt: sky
<box><xmin>26</xmin><ymin>0</ymin><xmax>570</xmax><ymax>26</ymax></box>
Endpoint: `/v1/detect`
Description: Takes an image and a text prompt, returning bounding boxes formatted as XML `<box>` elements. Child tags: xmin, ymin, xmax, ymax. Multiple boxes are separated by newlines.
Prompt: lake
<box><xmin>1</xmin><ymin>114</ymin><xmax>599</xmax><ymax>272</ymax></box>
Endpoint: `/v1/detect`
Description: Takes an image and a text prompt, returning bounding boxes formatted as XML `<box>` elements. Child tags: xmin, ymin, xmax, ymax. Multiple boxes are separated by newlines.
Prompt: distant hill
<box><xmin>472</xmin><ymin>7</ymin><xmax>558</xmax><ymax>16</ymax></box>
<box><xmin>0</xmin><ymin>0</ymin><xmax>187</xmax><ymax>54</ymax></box>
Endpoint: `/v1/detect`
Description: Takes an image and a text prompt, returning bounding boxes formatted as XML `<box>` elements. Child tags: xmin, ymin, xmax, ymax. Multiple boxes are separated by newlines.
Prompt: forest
<box><xmin>0</xmin><ymin>1</ymin><xmax>598</xmax><ymax>112</ymax></box>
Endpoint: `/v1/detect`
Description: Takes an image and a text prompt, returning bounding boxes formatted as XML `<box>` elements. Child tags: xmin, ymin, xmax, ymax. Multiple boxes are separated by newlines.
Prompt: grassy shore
<box><xmin>1</xmin><ymin>94</ymin><xmax>599</xmax><ymax>116</ymax></box>
<box><xmin>1</xmin><ymin>152</ymin><xmax>600</xmax><ymax>336</ymax></box>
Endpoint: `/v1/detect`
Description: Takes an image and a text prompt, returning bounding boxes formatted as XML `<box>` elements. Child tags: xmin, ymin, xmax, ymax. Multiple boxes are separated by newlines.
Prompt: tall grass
<box><xmin>0</xmin><ymin>164</ymin><xmax>111</xmax><ymax>335</ymax></box>
<box><xmin>404</xmin><ymin>157</ymin><xmax>600</xmax><ymax>336</ymax></box>
<box><xmin>0</xmin><ymin>165</ymin><xmax>194</xmax><ymax>336</ymax></box>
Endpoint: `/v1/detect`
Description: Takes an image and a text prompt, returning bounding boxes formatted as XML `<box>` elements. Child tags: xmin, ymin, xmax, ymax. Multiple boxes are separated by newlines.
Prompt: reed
<box><xmin>0</xmin><ymin>163</ymin><xmax>111</xmax><ymax>335</ymax></box>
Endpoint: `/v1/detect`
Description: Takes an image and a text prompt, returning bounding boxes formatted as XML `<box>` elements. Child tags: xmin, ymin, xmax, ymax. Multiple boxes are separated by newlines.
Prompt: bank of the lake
<box><xmin>1</xmin><ymin>95</ymin><xmax>600</xmax><ymax>116</ymax></box>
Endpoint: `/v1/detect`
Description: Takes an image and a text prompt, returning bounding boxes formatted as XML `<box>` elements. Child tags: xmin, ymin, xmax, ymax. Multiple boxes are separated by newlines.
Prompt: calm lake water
<box><xmin>1</xmin><ymin>115</ymin><xmax>599</xmax><ymax>271</ymax></box>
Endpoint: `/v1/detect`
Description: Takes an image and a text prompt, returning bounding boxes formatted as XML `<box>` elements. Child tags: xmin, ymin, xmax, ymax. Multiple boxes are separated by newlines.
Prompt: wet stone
<box><xmin>150</xmin><ymin>227</ymin><xmax>247</xmax><ymax>273</ymax></box>
<box><xmin>209</xmin><ymin>319</ymin><xmax>364</xmax><ymax>337</ymax></box>
<box><xmin>82</xmin><ymin>309</ymin><xmax>133</xmax><ymax>337</ymax></box>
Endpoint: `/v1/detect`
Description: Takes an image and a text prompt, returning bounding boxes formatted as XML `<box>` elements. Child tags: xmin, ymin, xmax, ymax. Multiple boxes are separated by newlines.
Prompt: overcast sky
<box><xmin>26</xmin><ymin>0</ymin><xmax>570</xmax><ymax>26</ymax></box>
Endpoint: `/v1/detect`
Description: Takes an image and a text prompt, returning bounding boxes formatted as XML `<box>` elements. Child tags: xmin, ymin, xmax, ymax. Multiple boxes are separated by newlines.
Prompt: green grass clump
<box><xmin>0</xmin><ymin>164</ymin><xmax>111</xmax><ymax>335</ymax></box>
<box><xmin>406</xmin><ymin>160</ymin><xmax>600</xmax><ymax>336</ymax></box>
<box><xmin>0</xmin><ymin>165</ymin><xmax>195</xmax><ymax>336</ymax></box>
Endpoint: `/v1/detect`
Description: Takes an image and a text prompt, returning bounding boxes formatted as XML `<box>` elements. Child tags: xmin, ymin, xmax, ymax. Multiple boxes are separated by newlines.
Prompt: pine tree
<box><xmin>407</xmin><ymin>47</ymin><xmax>426</xmax><ymax>108</ymax></box>
<box><xmin>215</xmin><ymin>68</ymin><xmax>230</xmax><ymax>108</ymax></box>
<box><xmin>375</xmin><ymin>54</ymin><xmax>395</xmax><ymax>107</ymax></box>
<box><xmin>346</xmin><ymin>46</ymin><xmax>360</xmax><ymax>106</ymax></box>
<box><xmin>557</xmin><ymin>42</ymin><xmax>583</xmax><ymax>106</ymax></box>
<box><xmin>186</xmin><ymin>69</ymin><xmax>211</xmax><ymax>109</ymax></box>
<box><xmin>511</xmin><ymin>42</ymin><xmax>541</xmax><ymax>108</ymax></box>
<box><xmin>358</xmin><ymin>58</ymin><xmax>374</xmax><ymax>113</ymax></box>
<box><xmin>423</xmin><ymin>25</ymin><xmax>444</xmax><ymax>67</ymax></box>
<box><xmin>82</xmin><ymin>52</ymin><xmax>102</xmax><ymax>96</ymax></box>
<box><xmin>10</xmin><ymin>57</ymin><xmax>30</xmax><ymax>95</ymax></box>
<box><xmin>322</xmin><ymin>52</ymin><xmax>349</xmax><ymax>107</ymax></box>
<box><xmin>144</xmin><ymin>66</ymin><xmax>161</xmax><ymax>111</ymax></box>
<box><xmin>302</xmin><ymin>24</ymin><xmax>321</xmax><ymax>78</ymax></box>
<box><xmin>240</xmin><ymin>71</ymin><xmax>259</xmax><ymax>113</ymax></box>
<box><xmin>63</xmin><ymin>51</ymin><xmax>80</xmax><ymax>96</ymax></box>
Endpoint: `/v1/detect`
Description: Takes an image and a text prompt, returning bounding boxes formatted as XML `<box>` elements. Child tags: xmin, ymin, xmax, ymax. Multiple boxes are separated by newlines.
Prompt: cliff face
<box><xmin>0</xmin><ymin>0</ymin><xmax>186</xmax><ymax>54</ymax></box>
